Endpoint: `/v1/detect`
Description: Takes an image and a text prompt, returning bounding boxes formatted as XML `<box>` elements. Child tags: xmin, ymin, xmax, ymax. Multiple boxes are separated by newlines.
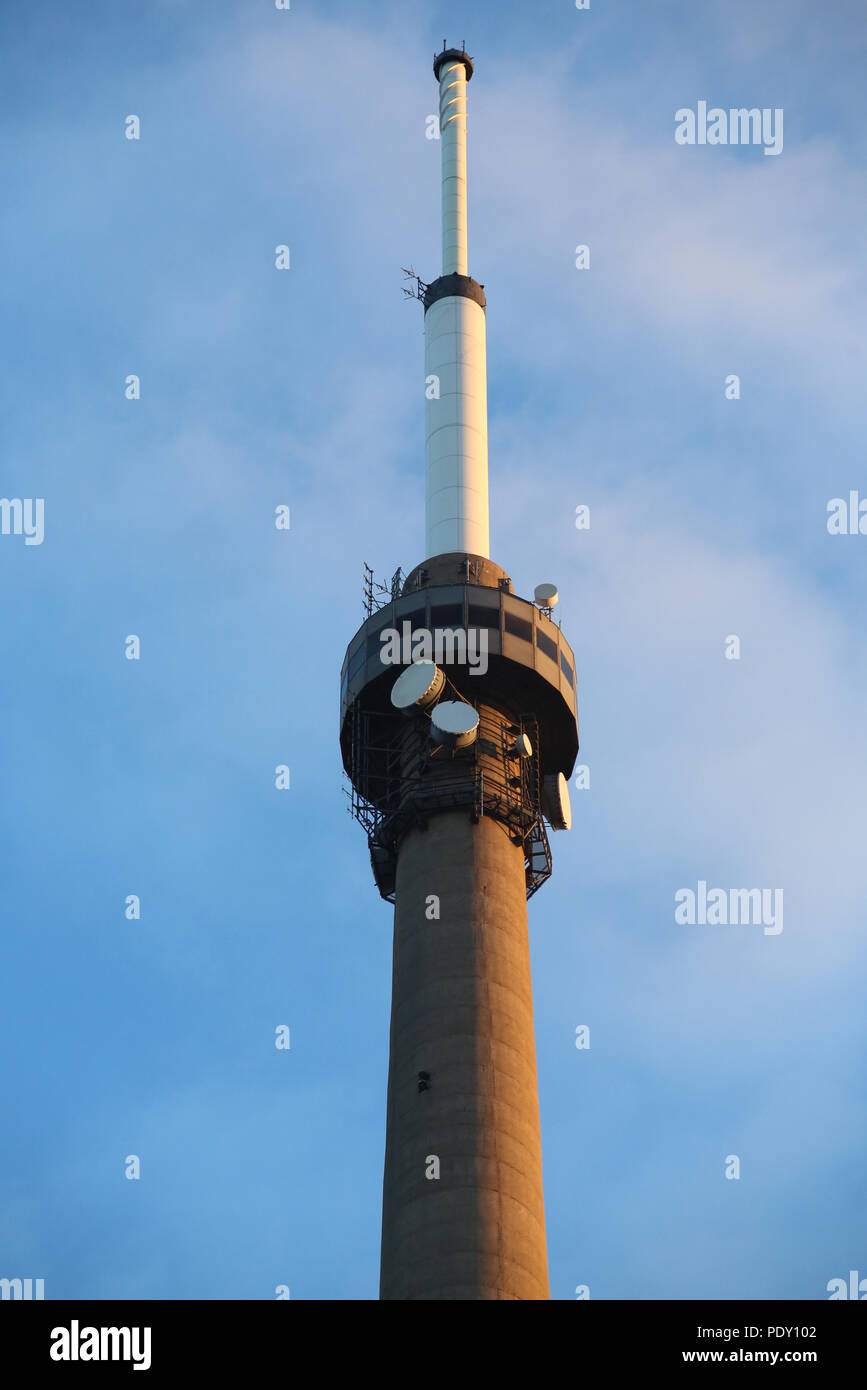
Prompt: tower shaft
<box><xmin>380</xmin><ymin>734</ymin><xmax>550</xmax><ymax>1299</ymax></box>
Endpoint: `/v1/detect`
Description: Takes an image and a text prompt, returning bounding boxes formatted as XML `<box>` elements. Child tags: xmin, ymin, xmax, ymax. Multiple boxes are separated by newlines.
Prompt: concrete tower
<box><xmin>340</xmin><ymin>44</ymin><xmax>579</xmax><ymax>1301</ymax></box>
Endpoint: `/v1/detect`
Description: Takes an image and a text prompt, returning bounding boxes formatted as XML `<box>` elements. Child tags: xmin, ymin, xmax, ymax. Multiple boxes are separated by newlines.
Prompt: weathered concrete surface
<box><xmin>380</xmin><ymin>810</ymin><xmax>549</xmax><ymax>1300</ymax></box>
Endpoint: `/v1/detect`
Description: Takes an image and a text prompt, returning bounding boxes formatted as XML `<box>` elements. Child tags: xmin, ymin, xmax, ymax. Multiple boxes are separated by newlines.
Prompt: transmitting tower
<box><xmin>340</xmin><ymin>43</ymin><xmax>579</xmax><ymax>1301</ymax></box>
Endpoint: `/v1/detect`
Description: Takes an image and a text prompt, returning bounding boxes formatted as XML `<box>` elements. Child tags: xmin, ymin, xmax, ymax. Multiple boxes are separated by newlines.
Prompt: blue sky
<box><xmin>1</xmin><ymin>0</ymin><xmax>865</xmax><ymax>1299</ymax></box>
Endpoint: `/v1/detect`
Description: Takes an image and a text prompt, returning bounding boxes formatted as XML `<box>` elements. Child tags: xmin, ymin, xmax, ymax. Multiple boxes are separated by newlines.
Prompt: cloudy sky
<box><xmin>1</xmin><ymin>0</ymin><xmax>865</xmax><ymax>1299</ymax></box>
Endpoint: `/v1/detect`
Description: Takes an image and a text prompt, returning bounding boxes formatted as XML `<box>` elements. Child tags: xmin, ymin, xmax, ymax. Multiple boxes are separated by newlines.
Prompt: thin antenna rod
<box><xmin>438</xmin><ymin>54</ymin><xmax>469</xmax><ymax>275</ymax></box>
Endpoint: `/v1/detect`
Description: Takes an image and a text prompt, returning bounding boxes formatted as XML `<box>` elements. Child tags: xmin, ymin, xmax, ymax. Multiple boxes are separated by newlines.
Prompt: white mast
<box><xmin>439</xmin><ymin>50</ymin><xmax>468</xmax><ymax>274</ymax></box>
<box><xmin>424</xmin><ymin>46</ymin><xmax>490</xmax><ymax>560</ymax></box>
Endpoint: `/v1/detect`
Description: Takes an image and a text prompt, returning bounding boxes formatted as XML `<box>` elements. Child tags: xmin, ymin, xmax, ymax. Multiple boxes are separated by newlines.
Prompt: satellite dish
<box><xmin>534</xmin><ymin>583</ymin><xmax>559</xmax><ymax>607</ymax></box>
<box><xmin>542</xmin><ymin>771</ymin><xmax>571</xmax><ymax>830</ymax></box>
<box><xmin>430</xmin><ymin>700</ymin><xmax>480</xmax><ymax>749</ymax></box>
<box><xmin>390</xmin><ymin>660</ymin><xmax>445</xmax><ymax>713</ymax></box>
<box><xmin>513</xmin><ymin>733</ymin><xmax>533</xmax><ymax>758</ymax></box>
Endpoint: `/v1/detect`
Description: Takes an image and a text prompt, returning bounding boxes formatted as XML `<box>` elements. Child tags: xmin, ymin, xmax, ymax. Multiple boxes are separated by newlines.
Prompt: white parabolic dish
<box><xmin>431</xmin><ymin>700</ymin><xmax>480</xmax><ymax>748</ymax></box>
<box><xmin>542</xmin><ymin>771</ymin><xmax>572</xmax><ymax>831</ymax></box>
<box><xmin>390</xmin><ymin>660</ymin><xmax>445</xmax><ymax>711</ymax></box>
<box><xmin>534</xmin><ymin>582</ymin><xmax>559</xmax><ymax>607</ymax></box>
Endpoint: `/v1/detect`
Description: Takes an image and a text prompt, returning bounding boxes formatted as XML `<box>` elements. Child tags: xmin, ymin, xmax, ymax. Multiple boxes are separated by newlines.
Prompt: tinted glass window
<box><xmin>468</xmin><ymin>604</ymin><xmax>500</xmax><ymax>629</ymax></box>
<box><xmin>367</xmin><ymin>626</ymin><xmax>395</xmax><ymax>660</ymax></box>
<box><xmin>397</xmin><ymin>609</ymin><xmax>426</xmax><ymax>632</ymax></box>
<box><xmin>431</xmin><ymin>603</ymin><xmax>464</xmax><ymax>627</ymax></box>
<box><xmin>536</xmin><ymin>629</ymin><xmax>557</xmax><ymax>662</ymax></box>
<box><xmin>560</xmin><ymin>653</ymin><xmax>574</xmax><ymax>686</ymax></box>
<box><xmin>505</xmin><ymin>611</ymin><xmax>532</xmax><ymax>642</ymax></box>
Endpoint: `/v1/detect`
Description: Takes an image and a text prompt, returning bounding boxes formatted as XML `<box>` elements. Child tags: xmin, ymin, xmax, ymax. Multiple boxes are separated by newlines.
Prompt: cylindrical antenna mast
<box><xmin>438</xmin><ymin>48</ymin><xmax>469</xmax><ymax>274</ymax></box>
<box><xmin>425</xmin><ymin>45</ymin><xmax>489</xmax><ymax>561</ymax></box>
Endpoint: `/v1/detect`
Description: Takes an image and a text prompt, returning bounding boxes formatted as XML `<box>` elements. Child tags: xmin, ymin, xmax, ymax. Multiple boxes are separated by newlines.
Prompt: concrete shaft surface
<box><xmin>380</xmin><ymin>810</ymin><xmax>549</xmax><ymax>1300</ymax></box>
